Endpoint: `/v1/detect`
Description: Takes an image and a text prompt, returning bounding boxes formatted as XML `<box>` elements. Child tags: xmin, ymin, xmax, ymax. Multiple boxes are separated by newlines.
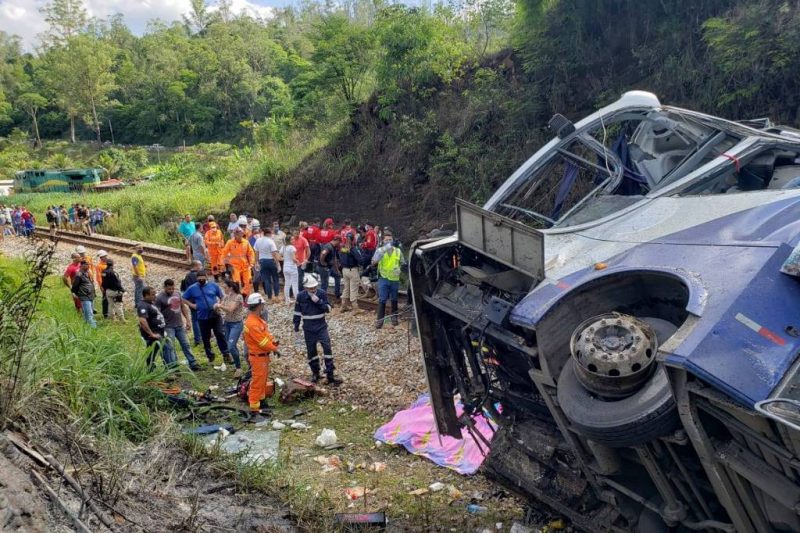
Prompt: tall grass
<box><xmin>0</xmin><ymin>255</ymin><xmax>168</xmax><ymax>440</ymax></box>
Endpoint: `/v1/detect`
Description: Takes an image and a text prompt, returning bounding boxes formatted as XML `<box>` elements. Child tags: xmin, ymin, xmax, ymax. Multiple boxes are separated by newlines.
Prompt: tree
<box><xmin>40</xmin><ymin>35</ymin><xmax>116</xmax><ymax>143</ymax></box>
<box><xmin>16</xmin><ymin>93</ymin><xmax>48</xmax><ymax>148</ymax></box>
<box><xmin>40</xmin><ymin>0</ymin><xmax>87</xmax><ymax>46</ymax></box>
<box><xmin>311</xmin><ymin>14</ymin><xmax>376</xmax><ymax>106</ymax></box>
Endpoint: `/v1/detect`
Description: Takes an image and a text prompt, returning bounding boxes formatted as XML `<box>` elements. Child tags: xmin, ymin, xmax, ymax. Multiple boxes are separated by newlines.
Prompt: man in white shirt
<box><xmin>253</xmin><ymin>229</ymin><xmax>282</xmax><ymax>302</ymax></box>
<box><xmin>226</xmin><ymin>213</ymin><xmax>239</xmax><ymax>237</ymax></box>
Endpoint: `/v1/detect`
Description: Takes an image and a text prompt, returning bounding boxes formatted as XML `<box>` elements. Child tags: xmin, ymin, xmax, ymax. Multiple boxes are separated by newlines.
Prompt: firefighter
<box><xmin>293</xmin><ymin>274</ymin><xmax>342</xmax><ymax>385</ymax></box>
<box><xmin>243</xmin><ymin>292</ymin><xmax>279</xmax><ymax>413</ymax></box>
<box><xmin>221</xmin><ymin>227</ymin><xmax>255</xmax><ymax>296</ymax></box>
<box><xmin>204</xmin><ymin>221</ymin><xmax>225</xmax><ymax>276</ymax></box>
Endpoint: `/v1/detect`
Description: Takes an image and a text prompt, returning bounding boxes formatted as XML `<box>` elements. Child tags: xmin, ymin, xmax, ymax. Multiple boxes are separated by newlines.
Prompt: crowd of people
<box><xmin>46</xmin><ymin>204</ymin><xmax>113</xmax><ymax>236</ymax></box>
<box><xmin>0</xmin><ymin>203</ymin><xmax>113</xmax><ymax>240</ymax></box>
<box><xmin>0</xmin><ymin>204</ymin><xmax>36</xmax><ymax>238</ymax></box>
<box><xmin>58</xmin><ymin>211</ymin><xmax>408</xmax><ymax>415</ymax></box>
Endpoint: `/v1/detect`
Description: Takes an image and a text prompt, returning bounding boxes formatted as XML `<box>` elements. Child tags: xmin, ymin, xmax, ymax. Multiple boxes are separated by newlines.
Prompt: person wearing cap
<box><xmin>243</xmin><ymin>292</ymin><xmax>279</xmax><ymax>413</ymax></box>
<box><xmin>202</xmin><ymin>214</ymin><xmax>215</xmax><ymax>234</ymax></box>
<box><xmin>75</xmin><ymin>245</ymin><xmax>94</xmax><ymax>274</ymax></box>
<box><xmin>372</xmin><ymin>230</ymin><xmax>406</xmax><ymax>329</ymax></box>
<box><xmin>101</xmin><ymin>258</ymin><xmax>125</xmax><ymax>321</ymax></box>
<box><xmin>204</xmin><ymin>220</ymin><xmax>225</xmax><ymax>276</ymax></box>
<box><xmin>131</xmin><ymin>244</ymin><xmax>147</xmax><ymax>307</ymax></box>
<box><xmin>293</xmin><ymin>274</ymin><xmax>342</xmax><ymax>385</ymax></box>
<box><xmin>71</xmin><ymin>260</ymin><xmax>96</xmax><ymax>328</ymax></box>
<box><xmin>221</xmin><ymin>228</ymin><xmax>256</xmax><ymax>296</ymax></box>
<box><xmin>95</xmin><ymin>250</ymin><xmax>110</xmax><ymax>318</ymax></box>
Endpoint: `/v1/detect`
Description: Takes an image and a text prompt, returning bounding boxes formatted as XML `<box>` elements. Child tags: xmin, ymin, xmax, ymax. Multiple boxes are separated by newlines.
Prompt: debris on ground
<box><xmin>334</xmin><ymin>512</ymin><xmax>387</xmax><ymax>527</ymax></box>
<box><xmin>374</xmin><ymin>393</ymin><xmax>498</xmax><ymax>474</ymax></box>
<box><xmin>206</xmin><ymin>429</ymin><xmax>281</xmax><ymax>464</ymax></box>
<box><xmin>429</xmin><ymin>481</ymin><xmax>446</xmax><ymax>492</ymax></box>
<box><xmin>315</xmin><ymin>428</ymin><xmax>338</xmax><ymax>447</ymax></box>
<box><xmin>290</xmin><ymin>422</ymin><xmax>309</xmax><ymax>430</ymax></box>
<box><xmin>344</xmin><ymin>486</ymin><xmax>371</xmax><ymax>500</ymax></box>
<box><xmin>408</xmin><ymin>488</ymin><xmax>429</xmax><ymax>496</ymax></box>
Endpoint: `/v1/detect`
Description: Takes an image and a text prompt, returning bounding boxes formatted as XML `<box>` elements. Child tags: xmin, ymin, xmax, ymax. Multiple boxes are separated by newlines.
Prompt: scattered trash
<box><xmin>203</xmin><ymin>430</ymin><xmax>281</xmax><ymax>464</ymax></box>
<box><xmin>466</xmin><ymin>504</ymin><xmax>488</xmax><ymax>514</ymax></box>
<box><xmin>368</xmin><ymin>462</ymin><xmax>387</xmax><ymax>472</ymax></box>
<box><xmin>375</xmin><ymin>440</ymin><xmax>382</xmax><ymax>448</ymax></box>
<box><xmin>324</xmin><ymin>443</ymin><xmax>345</xmax><ymax>450</ymax></box>
<box><xmin>510</xmin><ymin>523</ymin><xmax>533</xmax><ymax>533</ymax></box>
<box><xmin>334</xmin><ymin>512</ymin><xmax>387</xmax><ymax>527</ymax></box>
<box><xmin>546</xmin><ymin>519</ymin><xmax>566</xmax><ymax>530</ymax></box>
<box><xmin>208</xmin><ymin>385</ymin><xmax>220</xmax><ymax>391</ymax></box>
<box><xmin>346</xmin><ymin>461</ymin><xmax>356</xmax><ymax>473</ymax></box>
<box><xmin>315</xmin><ymin>428</ymin><xmax>338</xmax><ymax>447</ymax></box>
<box><xmin>183</xmin><ymin>424</ymin><xmax>234</xmax><ymax>436</ymax></box>
<box><xmin>496</xmin><ymin>523</ymin><xmax>503</xmax><ymax>530</ymax></box>
<box><xmin>408</xmin><ymin>488</ymin><xmax>428</xmax><ymax>496</ymax></box>
<box><xmin>272</xmin><ymin>421</ymin><xmax>286</xmax><ymax>430</ymax></box>
<box><xmin>281</xmin><ymin>378</ymin><xmax>325</xmax><ymax>403</ymax></box>
<box><xmin>291</xmin><ymin>422</ymin><xmax>309</xmax><ymax>430</ymax></box>
<box><xmin>275</xmin><ymin>378</ymin><xmax>285</xmax><ymax>388</ymax></box>
<box><xmin>344</xmin><ymin>487</ymin><xmax>370</xmax><ymax>500</ymax></box>
<box><xmin>290</xmin><ymin>408</ymin><xmax>308</xmax><ymax>418</ymax></box>
<box><xmin>429</xmin><ymin>482</ymin><xmax>446</xmax><ymax>492</ymax></box>
<box><xmin>213</xmin><ymin>363</ymin><xmax>227</xmax><ymax>372</ymax></box>
<box><xmin>447</xmin><ymin>485</ymin><xmax>463</xmax><ymax>499</ymax></box>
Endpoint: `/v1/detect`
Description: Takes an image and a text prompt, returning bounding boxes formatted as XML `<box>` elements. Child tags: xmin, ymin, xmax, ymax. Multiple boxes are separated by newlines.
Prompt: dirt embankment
<box><xmin>232</xmin><ymin>51</ymin><xmax>545</xmax><ymax>242</ymax></box>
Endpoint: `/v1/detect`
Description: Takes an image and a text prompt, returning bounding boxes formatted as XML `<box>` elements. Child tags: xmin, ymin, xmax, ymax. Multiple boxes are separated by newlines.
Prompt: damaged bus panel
<box><xmin>409</xmin><ymin>91</ymin><xmax>800</xmax><ymax>532</ymax></box>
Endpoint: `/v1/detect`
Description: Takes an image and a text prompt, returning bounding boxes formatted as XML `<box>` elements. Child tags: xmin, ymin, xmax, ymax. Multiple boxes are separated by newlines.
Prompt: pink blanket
<box><xmin>373</xmin><ymin>394</ymin><xmax>497</xmax><ymax>474</ymax></box>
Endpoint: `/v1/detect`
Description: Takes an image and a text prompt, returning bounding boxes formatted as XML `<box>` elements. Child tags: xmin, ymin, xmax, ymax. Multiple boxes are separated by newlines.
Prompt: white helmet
<box><xmin>303</xmin><ymin>274</ymin><xmax>320</xmax><ymax>288</ymax></box>
<box><xmin>97</xmin><ymin>250</ymin><xmax>108</xmax><ymax>258</ymax></box>
<box><xmin>246</xmin><ymin>293</ymin><xmax>266</xmax><ymax>305</ymax></box>
<box><xmin>75</xmin><ymin>245</ymin><xmax>86</xmax><ymax>254</ymax></box>
<box><xmin>237</xmin><ymin>215</ymin><xmax>248</xmax><ymax>225</ymax></box>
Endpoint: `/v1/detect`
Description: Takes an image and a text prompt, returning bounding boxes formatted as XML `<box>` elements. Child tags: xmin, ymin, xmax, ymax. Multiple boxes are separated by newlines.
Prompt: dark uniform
<box><xmin>293</xmin><ymin>288</ymin><xmax>340</xmax><ymax>383</ymax></box>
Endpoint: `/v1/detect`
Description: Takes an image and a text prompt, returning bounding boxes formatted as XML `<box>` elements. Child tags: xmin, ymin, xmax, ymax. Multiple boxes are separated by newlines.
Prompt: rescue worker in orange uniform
<box><xmin>221</xmin><ymin>228</ymin><xmax>256</xmax><ymax>295</ymax></box>
<box><xmin>204</xmin><ymin>221</ymin><xmax>225</xmax><ymax>276</ymax></box>
<box><xmin>242</xmin><ymin>292</ymin><xmax>279</xmax><ymax>413</ymax></box>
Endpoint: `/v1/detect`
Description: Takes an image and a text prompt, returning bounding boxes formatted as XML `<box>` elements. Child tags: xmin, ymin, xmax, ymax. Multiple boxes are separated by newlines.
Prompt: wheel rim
<box><xmin>570</xmin><ymin>312</ymin><xmax>658</xmax><ymax>398</ymax></box>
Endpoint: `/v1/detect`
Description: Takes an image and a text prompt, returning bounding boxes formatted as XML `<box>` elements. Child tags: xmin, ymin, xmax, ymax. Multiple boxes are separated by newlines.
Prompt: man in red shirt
<box><xmin>339</xmin><ymin>219</ymin><xmax>354</xmax><ymax>241</ymax></box>
<box><xmin>360</xmin><ymin>223</ymin><xmax>378</xmax><ymax>262</ymax></box>
<box><xmin>63</xmin><ymin>252</ymin><xmax>83</xmax><ymax>312</ymax></box>
<box><xmin>317</xmin><ymin>218</ymin><xmax>336</xmax><ymax>245</ymax></box>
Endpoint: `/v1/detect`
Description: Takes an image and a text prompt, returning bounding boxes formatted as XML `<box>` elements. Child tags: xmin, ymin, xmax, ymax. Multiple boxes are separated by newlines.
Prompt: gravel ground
<box><xmin>0</xmin><ymin>235</ymin><xmax>427</xmax><ymax>416</ymax></box>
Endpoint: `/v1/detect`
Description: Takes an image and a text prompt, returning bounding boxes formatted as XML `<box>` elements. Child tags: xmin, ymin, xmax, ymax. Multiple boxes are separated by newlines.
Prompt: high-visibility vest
<box><xmin>131</xmin><ymin>253</ymin><xmax>147</xmax><ymax>277</ymax></box>
<box><xmin>378</xmin><ymin>248</ymin><xmax>402</xmax><ymax>281</ymax></box>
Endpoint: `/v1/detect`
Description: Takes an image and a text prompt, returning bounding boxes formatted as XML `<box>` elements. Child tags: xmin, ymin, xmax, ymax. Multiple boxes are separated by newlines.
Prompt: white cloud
<box><xmin>0</xmin><ymin>0</ymin><xmax>275</xmax><ymax>51</ymax></box>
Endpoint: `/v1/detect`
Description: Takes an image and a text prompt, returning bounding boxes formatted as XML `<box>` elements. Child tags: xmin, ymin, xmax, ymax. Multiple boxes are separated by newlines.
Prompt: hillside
<box><xmin>235</xmin><ymin>0</ymin><xmax>800</xmax><ymax>240</ymax></box>
<box><xmin>233</xmin><ymin>51</ymin><xmax>541</xmax><ymax>239</ymax></box>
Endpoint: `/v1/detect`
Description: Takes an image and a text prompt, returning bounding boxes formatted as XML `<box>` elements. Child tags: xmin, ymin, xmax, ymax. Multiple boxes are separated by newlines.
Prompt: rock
<box><xmin>510</xmin><ymin>523</ymin><xmax>533</xmax><ymax>533</ymax></box>
<box><xmin>291</xmin><ymin>422</ymin><xmax>309</xmax><ymax>430</ymax></box>
<box><xmin>271</xmin><ymin>421</ymin><xmax>286</xmax><ymax>430</ymax></box>
<box><xmin>429</xmin><ymin>482</ymin><xmax>445</xmax><ymax>492</ymax></box>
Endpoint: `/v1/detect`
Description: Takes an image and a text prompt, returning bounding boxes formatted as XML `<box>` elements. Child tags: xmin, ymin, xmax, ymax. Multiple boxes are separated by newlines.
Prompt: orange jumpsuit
<box><xmin>204</xmin><ymin>224</ymin><xmax>225</xmax><ymax>275</ymax></box>
<box><xmin>94</xmin><ymin>260</ymin><xmax>107</xmax><ymax>286</ymax></box>
<box><xmin>243</xmin><ymin>312</ymin><xmax>278</xmax><ymax>411</ymax></box>
<box><xmin>222</xmin><ymin>237</ymin><xmax>255</xmax><ymax>294</ymax></box>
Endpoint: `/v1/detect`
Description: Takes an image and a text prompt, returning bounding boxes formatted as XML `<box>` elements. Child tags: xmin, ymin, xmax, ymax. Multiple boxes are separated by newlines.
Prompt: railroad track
<box><xmin>34</xmin><ymin>226</ymin><xmax>188</xmax><ymax>268</ymax></box>
<box><xmin>32</xmin><ymin>226</ymin><xmax>401</xmax><ymax>313</ymax></box>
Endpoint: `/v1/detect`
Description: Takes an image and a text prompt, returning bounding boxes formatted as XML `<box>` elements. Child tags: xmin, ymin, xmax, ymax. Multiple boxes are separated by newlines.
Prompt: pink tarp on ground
<box><xmin>373</xmin><ymin>394</ymin><xmax>497</xmax><ymax>475</ymax></box>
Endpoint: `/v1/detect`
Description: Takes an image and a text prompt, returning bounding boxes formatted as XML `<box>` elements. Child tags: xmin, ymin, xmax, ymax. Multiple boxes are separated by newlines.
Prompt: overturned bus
<box><xmin>409</xmin><ymin>91</ymin><xmax>800</xmax><ymax>532</ymax></box>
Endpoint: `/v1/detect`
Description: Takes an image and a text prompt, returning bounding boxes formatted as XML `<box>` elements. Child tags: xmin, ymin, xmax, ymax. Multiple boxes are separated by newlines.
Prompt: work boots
<box><xmin>391</xmin><ymin>301</ymin><xmax>399</xmax><ymax>326</ymax></box>
<box><xmin>310</xmin><ymin>372</ymin><xmax>321</xmax><ymax>383</ymax></box>
<box><xmin>340</xmin><ymin>300</ymin><xmax>352</xmax><ymax>313</ymax></box>
<box><xmin>326</xmin><ymin>373</ymin><xmax>343</xmax><ymax>386</ymax></box>
<box><xmin>375</xmin><ymin>303</ymin><xmax>386</xmax><ymax>329</ymax></box>
<box><xmin>353</xmin><ymin>300</ymin><xmax>365</xmax><ymax>315</ymax></box>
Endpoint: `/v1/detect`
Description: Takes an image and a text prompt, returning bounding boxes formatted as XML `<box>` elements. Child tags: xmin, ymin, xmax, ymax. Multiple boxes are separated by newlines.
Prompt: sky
<box><xmin>0</xmin><ymin>0</ymin><xmax>284</xmax><ymax>50</ymax></box>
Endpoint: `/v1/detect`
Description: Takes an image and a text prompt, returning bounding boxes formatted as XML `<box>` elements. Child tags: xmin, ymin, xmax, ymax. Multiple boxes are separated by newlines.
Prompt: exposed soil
<box><xmin>232</xmin><ymin>51</ymin><xmax>544</xmax><ymax>243</ymax></box>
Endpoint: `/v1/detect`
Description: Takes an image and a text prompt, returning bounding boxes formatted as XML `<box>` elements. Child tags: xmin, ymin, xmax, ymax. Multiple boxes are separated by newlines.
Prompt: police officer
<box><xmin>293</xmin><ymin>274</ymin><xmax>342</xmax><ymax>385</ymax></box>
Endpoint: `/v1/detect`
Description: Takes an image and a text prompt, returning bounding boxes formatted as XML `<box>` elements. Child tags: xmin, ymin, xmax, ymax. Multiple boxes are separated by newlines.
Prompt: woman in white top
<box><xmin>282</xmin><ymin>235</ymin><xmax>299</xmax><ymax>303</ymax></box>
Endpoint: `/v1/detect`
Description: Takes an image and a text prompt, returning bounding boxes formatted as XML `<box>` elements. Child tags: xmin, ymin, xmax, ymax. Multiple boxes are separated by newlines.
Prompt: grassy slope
<box><xmin>4</xmin><ymin>254</ymin><xmax>523</xmax><ymax>530</ymax></box>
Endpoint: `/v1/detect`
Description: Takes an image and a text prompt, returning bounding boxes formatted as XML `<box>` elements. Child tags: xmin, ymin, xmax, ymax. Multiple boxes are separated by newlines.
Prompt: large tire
<box><xmin>556</xmin><ymin>316</ymin><xmax>679</xmax><ymax>447</ymax></box>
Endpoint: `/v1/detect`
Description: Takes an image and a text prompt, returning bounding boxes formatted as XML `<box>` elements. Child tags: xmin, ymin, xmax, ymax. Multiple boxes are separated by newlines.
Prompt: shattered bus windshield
<box><xmin>492</xmin><ymin>109</ymin><xmax>737</xmax><ymax>228</ymax></box>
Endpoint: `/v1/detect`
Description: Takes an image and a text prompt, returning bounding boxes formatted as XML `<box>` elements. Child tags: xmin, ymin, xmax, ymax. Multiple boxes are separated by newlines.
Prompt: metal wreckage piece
<box><xmin>410</xmin><ymin>91</ymin><xmax>800</xmax><ymax>531</ymax></box>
